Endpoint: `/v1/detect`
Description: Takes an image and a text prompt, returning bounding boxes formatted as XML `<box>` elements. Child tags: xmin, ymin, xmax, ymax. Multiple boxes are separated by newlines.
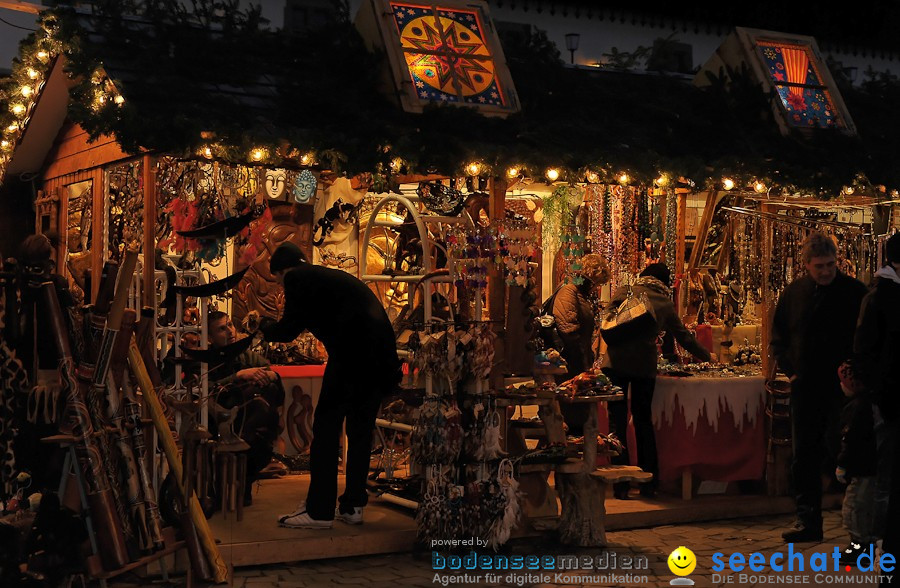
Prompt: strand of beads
<box><xmin>665</xmin><ymin>187</ymin><xmax>678</xmax><ymax>275</ymax></box>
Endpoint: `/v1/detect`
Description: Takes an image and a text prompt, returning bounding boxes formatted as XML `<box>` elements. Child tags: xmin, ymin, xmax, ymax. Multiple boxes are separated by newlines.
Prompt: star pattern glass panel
<box><xmin>389</xmin><ymin>2</ymin><xmax>507</xmax><ymax>107</ymax></box>
<box><xmin>756</xmin><ymin>41</ymin><xmax>842</xmax><ymax>129</ymax></box>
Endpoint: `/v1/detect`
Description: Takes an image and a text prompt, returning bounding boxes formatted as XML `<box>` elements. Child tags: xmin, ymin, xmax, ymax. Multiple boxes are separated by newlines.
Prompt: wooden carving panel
<box><xmin>232</xmin><ymin>203</ymin><xmax>313</xmax><ymax>323</ymax></box>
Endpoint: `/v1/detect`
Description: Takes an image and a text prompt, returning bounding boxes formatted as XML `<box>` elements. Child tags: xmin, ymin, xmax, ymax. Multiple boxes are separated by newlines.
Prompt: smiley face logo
<box><xmin>668</xmin><ymin>546</ymin><xmax>696</xmax><ymax>577</ymax></box>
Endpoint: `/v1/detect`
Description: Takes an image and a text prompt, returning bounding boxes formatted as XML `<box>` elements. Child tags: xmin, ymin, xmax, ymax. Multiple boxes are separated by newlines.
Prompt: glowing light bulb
<box><xmin>754</xmin><ymin>181</ymin><xmax>766</xmax><ymax>193</ymax></box>
<box><xmin>202</xmin><ymin>146</ymin><xmax>213</xmax><ymax>158</ymax></box>
<box><xmin>722</xmin><ymin>178</ymin><xmax>735</xmax><ymax>191</ymax></box>
<box><xmin>466</xmin><ymin>161</ymin><xmax>482</xmax><ymax>176</ymax></box>
<box><xmin>506</xmin><ymin>166</ymin><xmax>520</xmax><ymax>179</ymax></box>
<box><xmin>843</xmin><ymin>186</ymin><xmax>855</xmax><ymax>195</ymax></box>
<box><xmin>36</xmin><ymin>51</ymin><xmax>49</xmax><ymax>62</ymax></box>
<box><xmin>618</xmin><ymin>172</ymin><xmax>630</xmax><ymax>185</ymax></box>
<box><xmin>301</xmin><ymin>153</ymin><xmax>315</xmax><ymax>166</ymax></box>
<box><xmin>655</xmin><ymin>174</ymin><xmax>669</xmax><ymax>187</ymax></box>
<box><xmin>1</xmin><ymin>140</ymin><xmax>9</xmax><ymax>149</ymax></box>
<box><xmin>585</xmin><ymin>170</ymin><xmax>600</xmax><ymax>184</ymax></box>
<box><xmin>251</xmin><ymin>148</ymin><xmax>265</xmax><ymax>161</ymax></box>
<box><xmin>11</xmin><ymin>104</ymin><xmax>25</xmax><ymax>115</ymax></box>
<box><xmin>545</xmin><ymin>168</ymin><xmax>560</xmax><ymax>182</ymax></box>
<box><xmin>21</xmin><ymin>86</ymin><xmax>32</xmax><ymax>98</ymax></box>
<box><xmin>114</xmin><ymin>95</ymin><xmax>125</xmax><ymax>105</ymax></box>
<box><xmin>26</xmin><ymin>68</ymin><xmax>39</xmax><ymax>80</ymax></box>
<box><xmin>7</xmin><ymin>123</ymin><xmax>18</xmax><ymax>132</ymax></box>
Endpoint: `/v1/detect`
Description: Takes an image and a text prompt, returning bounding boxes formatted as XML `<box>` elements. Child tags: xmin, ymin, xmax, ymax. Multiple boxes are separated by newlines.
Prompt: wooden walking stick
<box><xmin>128</xmin><ymin>338</ymin><xmax>228</xmax><ymax>584</ymax></box>
<box><xmin>91</xmin><ymin>251</ymin><xmax>145</xmax><ymax>548</ymax></box>
<box><xmin>109</xmin><ymin>308</ymin><xmax>165</xmax><ymax>551</ymax></box>
<box><xmin>42</xmin><ymin>283</ymin><xmax>130</xmax><ymax>571</ymax></box>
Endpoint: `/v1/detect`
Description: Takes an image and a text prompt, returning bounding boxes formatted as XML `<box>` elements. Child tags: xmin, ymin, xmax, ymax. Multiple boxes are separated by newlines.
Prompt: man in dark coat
<box><xmin>771</xmin><ymin>232</ymin><xmax>867</xmax><ymax>542</ymax></box>
<box><xmin>853</xmin><ymin>232</ymin><xmax>900</xmax><ymax>575</ymax></box>
<box><xmin>263</xmin><ymin>243</ymin><xmax>401</xmax><ymax>529</ymax></box>
<box><xmin>602</xmin><ymin>262</ymin><xmax>711</xmax><ymax>499</ymax></box>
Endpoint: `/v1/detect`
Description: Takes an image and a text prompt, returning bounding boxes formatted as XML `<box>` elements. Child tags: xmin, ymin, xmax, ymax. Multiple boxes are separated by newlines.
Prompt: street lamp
<box><xmin>565</xmin><ymin>33</ymin><xmax>580</xmax><ymax>65</ymax></box>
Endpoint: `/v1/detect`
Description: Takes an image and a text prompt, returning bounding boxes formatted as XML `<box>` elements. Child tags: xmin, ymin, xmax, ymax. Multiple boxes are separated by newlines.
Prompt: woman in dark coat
<box><xmin>551</xmin><ymin>254</ymin><xmax>609</xmax><ymax>435</ymax></box>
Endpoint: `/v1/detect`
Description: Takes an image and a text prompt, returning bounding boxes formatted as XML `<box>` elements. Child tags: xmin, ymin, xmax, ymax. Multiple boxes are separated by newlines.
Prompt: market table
<box><xmin>271</xmin><ymin>365</ymin><xmax>326</xmax><ymax>456</ymax></box>
<box><xmin>651</xmin><ymin>374</ymin><xmax>767</xmax><ymax>498</ymax></box>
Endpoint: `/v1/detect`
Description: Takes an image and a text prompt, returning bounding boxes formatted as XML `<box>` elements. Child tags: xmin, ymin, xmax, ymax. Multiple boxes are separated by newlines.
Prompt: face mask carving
<box><xmin>265</xmin><ymin>168</ymin><xmax>287</xmax><ymax>199</ymax></box>
<box><xmin>293</xmin><ymin>169</ymin><xmax>317</xmax><ymax>204</ymax></box>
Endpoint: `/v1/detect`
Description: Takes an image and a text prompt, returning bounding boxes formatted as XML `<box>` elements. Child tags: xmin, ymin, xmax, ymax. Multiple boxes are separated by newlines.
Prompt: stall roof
<box><xmin>1</xmin><ymin>5</ymin><xmax>900</xmax><ymax>197</ymax></box>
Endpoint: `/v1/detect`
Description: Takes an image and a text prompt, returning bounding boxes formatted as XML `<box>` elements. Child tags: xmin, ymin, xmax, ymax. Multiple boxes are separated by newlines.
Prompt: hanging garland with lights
<box><xmin>3</xmin><ymin>2</ymin><xmax>900</xmax><ymax>198</ymax></box>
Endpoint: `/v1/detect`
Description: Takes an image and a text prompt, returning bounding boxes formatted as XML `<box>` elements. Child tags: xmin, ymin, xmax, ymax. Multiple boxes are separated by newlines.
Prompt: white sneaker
<box><xmin>335</xmin><ymin>506</ymin><xmax>363</xmax><ymax>525</ymax></box>
<box><xmin>278</xmin><ymin>503</ymin><xmax>333</xmax><ymax>529</ymax></box>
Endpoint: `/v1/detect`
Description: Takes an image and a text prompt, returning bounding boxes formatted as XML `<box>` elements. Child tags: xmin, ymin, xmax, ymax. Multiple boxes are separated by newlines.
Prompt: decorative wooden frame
<box><xmin>734</xmin><ymin>27</ymin><xmax>857</xmax><ymax>136</ymax></box>
<box><xmin>356</xmin><ymin>0</ymin><xmax>520</xmax><ymax>116</ymax></box>
<box><xmin>34</xmin><ymin>188</ymin><xmax>60</xmax><ymax>236</ymax></box>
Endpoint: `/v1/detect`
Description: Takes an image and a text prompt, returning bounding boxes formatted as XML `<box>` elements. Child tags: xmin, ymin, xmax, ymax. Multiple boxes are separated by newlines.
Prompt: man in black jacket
<box><xmin>854</xmin><ymin>232</ymin><xmax>900</xmax><ymax>573</ymax></box>
<box><xmin>262</xmin><ymin>243</ymin><xmax>401</xmax><ymax>529</ymax></box>
<box><xmin>771</xmin><ymin>232</ymin><xmax>867</xmax><ymax>542</ymax></box>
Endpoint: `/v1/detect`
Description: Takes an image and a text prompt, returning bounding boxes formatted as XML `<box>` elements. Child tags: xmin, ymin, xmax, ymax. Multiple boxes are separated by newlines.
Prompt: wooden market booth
<box><xmin>3</xmin><ymin>1</ymin><xmax>900</xmax><ymax>580</ymax></box>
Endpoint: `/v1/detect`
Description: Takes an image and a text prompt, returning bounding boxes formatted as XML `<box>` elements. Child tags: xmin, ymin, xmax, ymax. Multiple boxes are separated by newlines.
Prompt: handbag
<box><xmin>600</xmin><ymin>285</ymin><xmax>658</xmax><ymax>345</ymax></box>
<box><xmin>534</xmin><ymin>286</ymin><xmax>566</xmax><ymax>352</ymax></box>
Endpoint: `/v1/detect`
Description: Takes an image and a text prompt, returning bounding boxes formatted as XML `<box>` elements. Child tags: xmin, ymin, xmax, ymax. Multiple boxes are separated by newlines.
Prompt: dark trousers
<box><xmin>222</xmin><ymin>378</ymin><xmax>285</xmax><ymax>493</ymax></box>
<box><xmin>790</xmin><ymin>377</ymin><xmax>842</xmax><ymax>530</ymax></box>
<box><xmin>604</xmin><ymin>369</ymin><xmax>658</xmax><ymax>487</ymax></box>
<box><xmin>306</xmin><ymin>362</ymin><xmax>384</xmax><ymax>520</ymax></box>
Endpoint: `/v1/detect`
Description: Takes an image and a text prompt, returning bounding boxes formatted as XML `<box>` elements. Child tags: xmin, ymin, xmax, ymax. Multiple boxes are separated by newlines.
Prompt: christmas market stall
<box><xmin>5</xmin><ymin>0</ymin><xmax>900</xmax><ymax>579</ymax></box>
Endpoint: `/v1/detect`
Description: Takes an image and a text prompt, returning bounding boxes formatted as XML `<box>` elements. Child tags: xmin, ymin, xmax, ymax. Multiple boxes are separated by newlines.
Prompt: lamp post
<box><xmin>565</xmin><ymin>33</ymin><xmax>580</xmax><ymax>65</ymax></box>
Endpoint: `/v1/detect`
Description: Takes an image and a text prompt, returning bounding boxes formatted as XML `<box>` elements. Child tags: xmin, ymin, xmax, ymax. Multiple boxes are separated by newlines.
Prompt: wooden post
<box><xmin>91</xmin><ymin>167</ymin><xmax>105</xmax><ymax>303</ymax></box>
<box><xmin>142</xmin><ymin>155</ymin><xmax>156</xmax><ymax>309</ymax></box>
<box><xmin>488</xmin><ymin>177</ymin><xmax>508</xmax><ymax>390</ymax></box>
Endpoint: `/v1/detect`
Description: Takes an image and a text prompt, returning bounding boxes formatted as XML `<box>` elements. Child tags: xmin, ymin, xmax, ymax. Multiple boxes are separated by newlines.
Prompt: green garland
<box><xmin>2</xmin><ymin>1</ymin><xmax>900</xmax><ymax>198</ymax></box>
<box><xmin>541</xmin><ymin>183</ymin><xmax>584</xmax><ymax>255</ymax></box>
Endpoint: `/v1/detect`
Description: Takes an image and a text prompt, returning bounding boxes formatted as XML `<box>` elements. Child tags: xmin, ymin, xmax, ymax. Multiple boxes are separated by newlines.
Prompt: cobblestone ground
<box><xmin>112</xmin><ymin>510</ymin><xmax>889</xmax><ymax>587</ymax></box>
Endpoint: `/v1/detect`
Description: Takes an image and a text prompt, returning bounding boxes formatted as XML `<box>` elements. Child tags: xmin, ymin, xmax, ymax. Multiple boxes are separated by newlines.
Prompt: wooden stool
<box><xmin>556</xmin><ymin>465</ymin><xmax>653</xmax><ymax>547</ymax></box>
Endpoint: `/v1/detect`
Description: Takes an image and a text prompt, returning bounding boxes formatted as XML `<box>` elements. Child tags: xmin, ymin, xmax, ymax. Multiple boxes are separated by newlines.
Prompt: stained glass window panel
<box><xmin>756</xmin><ymin>41</ymin><xmax>841</xmax><ymax>129</ymax></box>
<box><xmin>389</xmin><ymin>1</ymin><xmax>508</xmax><ymax>107</ymax></box>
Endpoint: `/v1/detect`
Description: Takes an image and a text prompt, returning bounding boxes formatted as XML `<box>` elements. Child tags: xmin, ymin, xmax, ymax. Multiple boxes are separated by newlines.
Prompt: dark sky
<box><xmin>532</xmin><ymin>1</ymin><xmax>900</xmax><ymax>52</ymax></box>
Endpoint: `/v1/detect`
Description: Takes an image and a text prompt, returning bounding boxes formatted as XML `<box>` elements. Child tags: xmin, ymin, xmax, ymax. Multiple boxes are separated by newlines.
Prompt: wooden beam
<box><xmin>488</xmin><ymin>177</ymin><xmax>508</xmax><ymax>389</ymax></box>
<box><xmin>91</xmin><ymin>167</ymin><xmax>104</xmax><ymax>303</ymax></box>
<box><xmin>0</xmin><ymin>1</ymin><xmax>42</xmax><ymax>15</ymax></box>
<box><xmin>142</xmin><ymin>155</ymin><xmax>155</xmax><ymax>308</ymax></box>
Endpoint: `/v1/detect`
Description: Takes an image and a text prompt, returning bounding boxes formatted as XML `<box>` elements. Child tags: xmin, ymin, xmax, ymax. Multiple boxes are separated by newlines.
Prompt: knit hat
<box><xmin>640</xmin><ymin>262</ymin><xmax>671</xmax><ymax>286</ymax></box>
<box><xmin>886</xmin><ymin>233</ymin><xmax>900</xmax><ymax>265</ymax></box>
<box><xmin>269</xmin><ymin>243</ymin><xmax>306</xmax><ymax>274</ymax></box>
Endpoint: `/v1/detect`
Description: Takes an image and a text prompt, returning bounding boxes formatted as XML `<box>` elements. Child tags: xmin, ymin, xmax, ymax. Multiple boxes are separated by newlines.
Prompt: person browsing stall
<box><xmin>852</xmin><ymin>232</ymin><xmax>900</xmax><ymax>576</ymax></box>
<box><xmin>261</xmin><ymin>243</ymin><xmax>401</xmax><ymax>529</ymax></box>
<box><xmin>771</xmin><ymin>232</ymin><xmax>867</xmax><ymax>543</ymax></box>
<box><xmin>602</xmin><ymin>262</ymin><xmax>711</xmax><ymax>499</ymax></box>
<box><xmin>551</xmin><ymin>253</ymin><xmax>610</xmax><ymax>435</ymax></box>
